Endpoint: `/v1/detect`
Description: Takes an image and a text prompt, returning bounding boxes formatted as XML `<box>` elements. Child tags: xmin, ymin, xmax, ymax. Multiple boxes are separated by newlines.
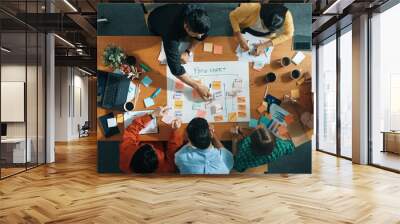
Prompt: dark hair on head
<box><xmin>260</xmin><ymin>4</ymin><xmax>288</xmax><ymax>32</ymax></box>
<box><xmin>131</xmin><ymin>144</ymin><xmax>158</xmax><ymax>173</ymax></box>
<box><xmin>186</xmin><ymin>117</ymin><xmax>211</xmax><ymax>149</ymax></box>
<box><xmin>250</xmin><ymin>126</ymin><xmax>276</xmax><ymax>156</ymax></box>
<box><xmin>183</xmin><ymin>4</ymin><xmax>211</xmax><ymax>34</ymax></box>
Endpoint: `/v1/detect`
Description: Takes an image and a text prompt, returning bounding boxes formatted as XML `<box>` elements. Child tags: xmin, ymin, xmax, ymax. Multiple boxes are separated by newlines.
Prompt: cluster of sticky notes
<box><xmin>144</xmin><ymin>97</ymin><xmax>155</xmax><ymax>108</ymax></box>
<box><xmin>213</xmin><ymin>45</ymin><xmax>223</xmax><ymax>54</ymax></box>
<box><xmin>249</xmin><ymin>118</ymin><xmax>258</xmax><ymax>128</ymax></box>
<box><xmin>174</xmin><ymin>100</ymin><xmax>183</xmax><ymax>109</ymax></box>
<box><xmin>204</xmin><ymin>42</ymin><xmax>213</xmax><ymax>52</ymax></box>
<box><xmin>107</xmin><ymin>117</ymin><xmax>117</xmax><ymax>128</ymax></box>
<box><xmin>141</xmin><ymin>76</ymin><xmax>152</xmax><ymax>87</ymax></box>
<box><xmin>228</xmin><ymin>112</ymin><xmax>237</xmax><ymax>122</ymax></box>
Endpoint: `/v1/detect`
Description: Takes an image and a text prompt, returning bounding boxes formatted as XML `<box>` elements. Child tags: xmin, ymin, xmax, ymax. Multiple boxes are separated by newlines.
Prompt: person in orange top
<box><xmin>120</xmin><ymin>107</ymin><xmax>184</xmax><ymax>174</ymax></box>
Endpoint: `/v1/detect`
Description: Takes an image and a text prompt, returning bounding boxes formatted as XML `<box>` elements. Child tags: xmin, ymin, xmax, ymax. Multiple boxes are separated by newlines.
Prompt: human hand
<box><xmin>239</xmin><ymin>39</ymin><xmax>250</xmax><ymax>52</ymax></box>
<box><xmin>180</xmin><ymin>52</ymin><xmax>190</xmax><ymax>64</ymax></box>
<box><xmin>209</xmin><ymin>125</ymin><xmax>215</xmax><ymax>138</ymax></box>
<box><xmin>194</xmin><ymin>83</ymin><xmax>212</xmax><ymax>101</ymax></box>
<box><xmin>251</xmin><ymin>43</ymin><xmax>265</xmax><ymax>56</ymax></box>
<box><xmin>151</xmin><ymin>106</ymin><xmax>170</xmax><ymax>118</ymax></box>
<box><xmin>171</xmin><ymin>119</ymin><xmax>182</xmax><ymax>130</ymax></box>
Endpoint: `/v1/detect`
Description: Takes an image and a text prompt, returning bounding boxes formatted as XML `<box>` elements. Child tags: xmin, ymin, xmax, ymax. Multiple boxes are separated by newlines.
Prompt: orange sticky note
<box><xmin>212</xmin><ymin>81</ymin><xmax>222</xmax><ymax>90</ymax></box>
<box><xmin>237</xmin><ymin>96</ymin><xmax>246</xmax><ymax>103</ymax></box>
<box><xmin>228</xmin><ymin>112</ymin><xmax>237</xmax><ymax>122</ymax></box>
<box><xmin>214</xmin><ymin>115</ymin><xmax>224</xmax><ymax>122</ymax></box>
<box><xmin>238</xmin><ymin>111</ymin><xmax>247</xmax><ymax>118</ymax></box>
<box><xmin>204</xmin><ymin>42</ymin><xmax>213</xmax><ymax>52</ymax></box>
<box><xmin>213</xmin><ymin>45</ymin><xmax>223</xmax><ymax>54</ymax></box>
<box><xmin>174</xmin><ymin>100</ymin><xmax>183</xmax><ymax>109</ymax></box>
<box><xmin>175</xmin><ymin>80</ymin><xmax>185</xmax><ymax>91</ymax></box>
<box><xmin>237</xmin><ymin>104</ymin><xmax>246</xmax><ymax>111</ymax></box>
<box><xmin>116</xmin><ymin>114</ymin><xmax>124</xmax><ymax>123</ymax></box>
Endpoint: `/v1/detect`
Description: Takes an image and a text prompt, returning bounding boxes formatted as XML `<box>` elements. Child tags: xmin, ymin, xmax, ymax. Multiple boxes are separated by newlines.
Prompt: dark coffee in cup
<box><xmin>280</xmin><ymin>57</ymin><xmax>291</xmax><ymax>67</ymax></box>
<box><xmin>265</xmin><ymin>72</ymin><xmax>276</xmax><ymax>83</ymax></box>
<box><xmin>124</xmin><ymin>101</ymin><xmax>134</xmax><ymax>111</ymax></box>
<box><xmin>290</xmin><ymin>69</ymin><xmax>301</xmax><ymax>79</ymax></box>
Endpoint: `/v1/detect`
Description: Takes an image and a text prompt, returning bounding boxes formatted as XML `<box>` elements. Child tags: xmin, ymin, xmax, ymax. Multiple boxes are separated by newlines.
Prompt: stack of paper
<box><xmin>158</xmin><ymin>42</ymin><xmax>194</xmax><ymax>64</ymax></box>
<box><xmin>235</xmin><ymin>32</ymin><xmax>274</xmax><ymax>68</ymax></box>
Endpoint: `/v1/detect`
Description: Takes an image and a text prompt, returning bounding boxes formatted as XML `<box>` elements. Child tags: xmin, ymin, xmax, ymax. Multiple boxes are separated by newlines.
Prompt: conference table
<box><xmin>97</xmin><ymin>36</ymin><xmax>312</xmax><ymax>142</ymax></box>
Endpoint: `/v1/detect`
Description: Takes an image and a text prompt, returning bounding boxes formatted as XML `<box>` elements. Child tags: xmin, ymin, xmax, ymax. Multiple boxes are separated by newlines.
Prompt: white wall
<box><xmin>54</xmin><ymin>67</ymin><xmax>89</xmax><ymax>141</ymax></box>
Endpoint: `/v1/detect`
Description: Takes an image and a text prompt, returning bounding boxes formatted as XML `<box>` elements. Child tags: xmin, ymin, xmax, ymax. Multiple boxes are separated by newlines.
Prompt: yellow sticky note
<box><xmin>212</xmin><ymin>81</ymin><xmax>222</xmax><ymax>90</ymax></box>
<box><xmin>228</xmin><ymin>112</ymin><xmax>237</xmax><ymax>122</ymax></box>
<box><xmin>116</xmin><ymin>114</ymin><xmax>124</xmax><ymax>123</ymax></box>
<box><xmin>174</xmin><ymin>100</ymin><xmax>183</xmax><ymax>109</ymax></box>
<box><xmin>204</xmin><ymin>42</ymin><xmax>213</xmax><ymax>52</ymax></box>
<box><xmin>291</xmin><ymin>88</ymin><xmax>300</xmax><ymax>99</ymax></box>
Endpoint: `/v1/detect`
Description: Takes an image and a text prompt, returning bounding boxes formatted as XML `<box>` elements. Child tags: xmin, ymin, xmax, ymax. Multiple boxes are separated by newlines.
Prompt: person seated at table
<box><xmin>174</xmin><ymin>117</ymin><xmax>234</xmax><ymax>174</ymax></box>
<box><xmin>229</xmin><ymin>2</ymin><xmax>294</xmax><ymax>56</ymax></box>
<box><xmin>120</xmin><ymin>107</ymin><xmax>184</xmax><ymax>174</ymax></box>
<box><xmin>147</xmin><ymin>4</ymin><xmax>212</xmax><ymax>100</ymax></box>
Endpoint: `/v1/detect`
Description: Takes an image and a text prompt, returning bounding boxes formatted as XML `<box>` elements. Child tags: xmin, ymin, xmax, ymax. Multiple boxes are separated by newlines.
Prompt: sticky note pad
<box><xmin>214</xmin><ymin>115</ymin><xmax>224</xmax><ymax>122</ymax></box>
<box><xmin>213</xmin><ymin>91</ymin><xmax>223</xmax><ymax>100</ymax></box>
<box><xmin>107</xmin><ymin>118</ymin><xmax>117</xmax><ymax>128</ymax></box>
<box><xmin>238</xmin><ymin>111</ymin><xmax>247</xmax><ymax>118</ymax></box>
<box><xmin>249</xmin><ymin>118</ymin><xmax>258</xmax><ymax>128</ymax></box>
<box><xmin>174</xmin><ymin>100</ymin><xmax>183</xmax><ymax>109</ymax></box>
<box><xmin>175</xmin><ymin>80</ymin><xmax>185</xmax><ymax>91</ymax></box>
<box><xmin>212</xmin><ymin>81</ymin><xmax>222</xmax><ymax>90</ymax></box>
<box><xmin>196</xmin><ymin>110</ymin><xmax>207</xmax><ymax>118</ymax></box>
<box><xmin>116</xmin><ymin>114</ymin><xmax>124</xmax><ymax>123</ymax></box>
<box><xmin>141</xmin><ymin>76</ymin><xmax>152</xmax><ymax>87</ymax></box>
<box><xmin>204</xmin><ymin>42</ymin><xmax>213</xmax><ymax>52</ymax></box>
<box><xmin>213</xmin><ymin>45</ymin><xmax>223</xmax><ymax>54</ymax></box>
<box><xmin>192</xmin><ymin>102</ymin><xmax>202</xmax><ymax>110</ymax></box>
<box><xmin>175</xmin><ymin>111</ymin><xmax>183</xmax><ymax>117</ymax></box>
<box><xmin>237</xmin><ymin>96</ymin><xmax>246</xmax><ymax>103</ymax></box>
<box><xmin>257</xmin><ymin>102</ymin><xmax>268</xmax><ymax>114</ymax></box>
<box><xmin>144</xmin><ymin>97</ymin><xmax>155</xmax><ymax>108</ymax></box>
<box><xmin>228</xmin><ymin>112</ymin><xmax>237</xmax><ymax>122</ymax></box>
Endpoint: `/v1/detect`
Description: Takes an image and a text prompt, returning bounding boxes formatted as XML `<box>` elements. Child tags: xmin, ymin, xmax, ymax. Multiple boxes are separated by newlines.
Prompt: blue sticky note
<box><xmin>144</xmin><ymin>97</ymin><xmax>155</xmax><ymax>108</ymax></box>
<box><xmin>249</xmin><ymin>118</ymin><xmax>258</xmax><ymax>128</ymax></box>
<box><xmin>141</xmin><ymin>76</ymin><xmax>152</xmax><ymax>87</ymax></box>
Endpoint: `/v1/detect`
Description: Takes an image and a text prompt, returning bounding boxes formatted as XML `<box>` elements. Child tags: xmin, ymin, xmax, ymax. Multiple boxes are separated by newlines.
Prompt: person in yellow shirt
<box><xmin>229</xmin><ymin>2</ymin><xmax>294</xmax><ymax>56</ymax></box>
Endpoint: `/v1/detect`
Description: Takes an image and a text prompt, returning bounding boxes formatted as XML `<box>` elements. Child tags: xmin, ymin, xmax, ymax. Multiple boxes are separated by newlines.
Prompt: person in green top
<box><xmin>231</xmin><ymin>125</ymin><xmax>295</xmax><ymax>172</ymax></box>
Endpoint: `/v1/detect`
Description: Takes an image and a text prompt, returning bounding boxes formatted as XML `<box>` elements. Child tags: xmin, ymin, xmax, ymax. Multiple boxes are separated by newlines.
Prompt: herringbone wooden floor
<box><xmin>1</xmin><ymin>136</ymin><xmax>400</xmax><ymax>224</ymax></box>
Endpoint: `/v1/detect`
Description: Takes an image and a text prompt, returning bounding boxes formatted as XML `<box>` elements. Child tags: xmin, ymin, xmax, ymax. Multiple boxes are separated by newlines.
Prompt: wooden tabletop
<box><xmin>97</xmin><ymin>36</ymin><xmax>312</xmax><ymax>141</ymax></box>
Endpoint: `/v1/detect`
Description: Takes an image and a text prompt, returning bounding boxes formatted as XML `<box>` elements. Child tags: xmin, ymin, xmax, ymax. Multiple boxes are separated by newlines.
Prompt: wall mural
<box><xmin>97</xmin><ymin>2</ymin><xmax>313</xmax><ymax>175</ymax></box>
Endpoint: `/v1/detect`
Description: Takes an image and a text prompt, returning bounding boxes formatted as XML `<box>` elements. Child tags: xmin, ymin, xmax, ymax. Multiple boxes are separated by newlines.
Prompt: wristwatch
<box><xmin>185</xmin><ymin>49</ymin><xmax>193</xmax><ymax>57</ymax></box>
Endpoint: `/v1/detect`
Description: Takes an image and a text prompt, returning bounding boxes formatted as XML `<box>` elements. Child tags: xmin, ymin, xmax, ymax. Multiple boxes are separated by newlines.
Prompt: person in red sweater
<box><xmin>120</xmin><ymin>107</ymin><xmax>184</xmax><ymax>174</ymax></box>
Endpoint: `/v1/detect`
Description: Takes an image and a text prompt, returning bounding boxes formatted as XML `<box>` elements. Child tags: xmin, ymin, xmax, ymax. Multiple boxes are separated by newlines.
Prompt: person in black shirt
<box><xmin>148</xmin><ymin>4</ymin><xmax>212</xmax><ymax>100</ymax></box>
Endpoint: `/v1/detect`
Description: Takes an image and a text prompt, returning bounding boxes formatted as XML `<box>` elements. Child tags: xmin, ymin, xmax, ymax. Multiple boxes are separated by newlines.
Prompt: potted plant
<box><xmin>103</xmin><ymin>44</ymin><xmax>126</xmax><ymax>70</ymax></box>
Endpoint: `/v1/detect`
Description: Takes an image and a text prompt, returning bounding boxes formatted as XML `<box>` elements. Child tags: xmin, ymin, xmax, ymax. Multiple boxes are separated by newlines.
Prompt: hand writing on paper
<box><xmin>171</xmin><ymin>119</ymin><xmax>182</xmax><ymax>130</ymax></box>
<box><xmin>252</xmin><ymin>43</ymin><xmax>265</xmax><ymax>56</ymax></box>
<box><xmin>194</xmin><ymin>83</ymin><xmax>212</xmax><ymax>101</ymax></box>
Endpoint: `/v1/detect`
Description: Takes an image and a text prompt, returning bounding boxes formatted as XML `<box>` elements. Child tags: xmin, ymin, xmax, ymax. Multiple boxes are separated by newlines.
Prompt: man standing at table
<box><xmin>147</xmin><ymin>4</ymin><xmax>212</xmax><ymax>100</ymax></box>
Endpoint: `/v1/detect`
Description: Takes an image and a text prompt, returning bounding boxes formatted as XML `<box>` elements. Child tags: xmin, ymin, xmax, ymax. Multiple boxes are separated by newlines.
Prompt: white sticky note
<box><xmin>162</xmin><ymin>114</ymin><xmax>174</xmax><ymax>124</ymax></box>
<box><xmin>292</xmin><ymin>51</ymin><xmax>305</xmax><ymax>65</ymax></box>
<box><xmin>144</xmin><ymin>97</ymin><xmax>155</xmax><ymax>108</ymax></box>
<box><xmin>107</xmin><ymin>118</ymin><xmax>117</xmax><ymax>128</ymax></box>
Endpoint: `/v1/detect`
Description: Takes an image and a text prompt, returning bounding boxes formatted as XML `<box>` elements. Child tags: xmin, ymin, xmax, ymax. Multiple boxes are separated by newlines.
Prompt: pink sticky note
<box><xmin>213</xmin><ymin>45</ymin><xmax>223</xmax><ymax>54</ymax></box>
<box><xmin>175</xmin><ymin>80</ymin><xmax>185</xmax><ymax>91</ymax></box>
<box><xmin>196</xmin><ymin>110</ymin><xmax>207</xmax><ymax>118</ymax></box>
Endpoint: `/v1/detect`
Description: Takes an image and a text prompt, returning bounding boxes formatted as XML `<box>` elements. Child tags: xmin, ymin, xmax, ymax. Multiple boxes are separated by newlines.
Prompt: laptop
<box><xmin>100</xmin><ymin>72</ymin><xmax>131</xmax><ymax>110</ymax></box>
<box><xmin>1</xmin><ymin>123</ymin><xmax>7</xmax><ymax>140</ymax></box>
